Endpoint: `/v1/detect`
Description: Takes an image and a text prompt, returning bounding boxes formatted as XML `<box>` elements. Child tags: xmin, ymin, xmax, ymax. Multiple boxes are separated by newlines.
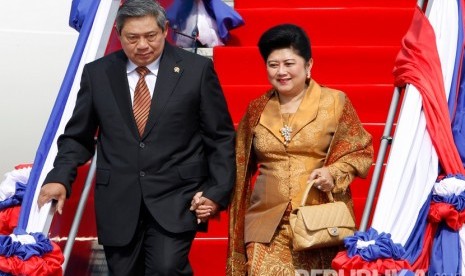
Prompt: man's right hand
<box><xmin>38</xmin><ymin>183</ymin><xmax>66</xmax><ymax>215</ymax></box>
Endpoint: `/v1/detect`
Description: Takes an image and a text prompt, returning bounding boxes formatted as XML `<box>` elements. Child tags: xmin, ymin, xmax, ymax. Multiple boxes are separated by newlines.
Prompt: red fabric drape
<box><xmin>334</xmin><ymin>7</ymin><xmax>465</xmax><ymax>273</ymax></box>
<box><xmin>0</xmin><ymin>206</ymin><xmax>20</xmax><ymax>235</ymax></box>
<box><xmin>410</xmin><ymin>222</ymin><xmax>437</xmax><ymax>271</ymax></box>
<box><xmin>393</xmin><ymin>6</ymin><xmax>465</xmax><ymax>175</ymax></box>
<box><xmin>429</xmin><ymin>202</ymin><xmax>465</xmax><ymax>231</ymax></box>
<box><xmin>332</xmin><ymin>252</ymin><xmax>412</xmax><ymax>276</ymax></box>
<box><xmin>0</xmin><ymin>242</ymin><xmax>63</xmax><ymax>276</ymax></box>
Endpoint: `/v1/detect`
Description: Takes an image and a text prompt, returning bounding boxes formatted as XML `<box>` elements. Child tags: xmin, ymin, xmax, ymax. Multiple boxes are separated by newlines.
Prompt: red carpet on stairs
<box><xmin>199</xmin><ymin>1</ymin><xmax>416</xmax><ymax>274</ymax></box>
<box><xmin>55</xmin><ymin>1</ymin><xmax>418</xmax><ymax>275</ymax></box>
<box><xmin>234</xmin><ymin>0</ymin><xmax>417</xmax><ymax>9</ymax></box>
<box><xmin>213</xmin><ymin>0</ymin><xmax>416</xmax><ymax>204</ymax></box>
<box><xmin>227</xmin><ymin>8</ymin><xmax>415</xmax><ymax>47</ymax></box>
<box><xmin>215</xmin><ymin>46</ymin><xmax>402</xmax><ymax>86</ymax></box>
<box><xmin>222</xmin><ymin>84</ymin><xmax>394</xmax><ymax>123</ymax></box>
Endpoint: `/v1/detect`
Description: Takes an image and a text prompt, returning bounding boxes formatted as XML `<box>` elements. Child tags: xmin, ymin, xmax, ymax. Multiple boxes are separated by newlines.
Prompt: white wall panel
<box><xmin>0</xmin><ymin>1</ymin><xmax>78</xmax><ymax>175</ymax></box>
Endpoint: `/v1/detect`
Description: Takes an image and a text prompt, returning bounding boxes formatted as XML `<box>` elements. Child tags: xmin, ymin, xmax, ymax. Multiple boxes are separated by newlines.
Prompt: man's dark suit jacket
<box><xmin>44</xmin><ymin>42</ymin><xmax>236</xmax><ymax>247</ymax></box>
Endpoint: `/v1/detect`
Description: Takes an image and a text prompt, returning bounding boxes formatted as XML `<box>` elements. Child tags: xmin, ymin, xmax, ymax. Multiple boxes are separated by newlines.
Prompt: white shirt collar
<box><xmin>126</xmin><ymin>56</ymin><xmax>161</xmax><ymax>76</ymax></box>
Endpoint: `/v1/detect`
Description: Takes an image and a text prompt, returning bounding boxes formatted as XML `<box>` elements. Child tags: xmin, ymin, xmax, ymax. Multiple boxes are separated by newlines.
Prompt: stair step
<box><xmin>223</xmin><ymin>84</ymin><xmax>395</xmax><ymax>124</ymax></box>
<box><xmin>350</xmin><ymin>165</ymin><xmax>384</xmax><ymax>199</ymax></box>
<box><xmin>235</xmin><ymin>0</ymin><xmax>417</xmax><ymax>9</ymax></box>
<box><xmin>227</xmin><ymin>7</ymin><xmax>414</xmax><ymax>46</ymax></box>
<box><xmin>214</xmin><ymin>46</ymin><xmax>401</xmax><ymax>86</ymax></box>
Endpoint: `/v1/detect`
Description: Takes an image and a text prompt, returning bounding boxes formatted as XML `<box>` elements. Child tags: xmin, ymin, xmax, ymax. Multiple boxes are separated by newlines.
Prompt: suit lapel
<box><xmin>142</xmin><ymin>43</ymin><xmax>182</xmax><ymax>138</ymax></box>
<box><xmin>107</xmin><ymin>51</ymin><xmax>141</xmax><ymax>137</ymax></box>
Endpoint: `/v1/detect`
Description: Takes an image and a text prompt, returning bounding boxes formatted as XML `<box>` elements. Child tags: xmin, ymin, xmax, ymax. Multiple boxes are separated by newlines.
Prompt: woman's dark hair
<box><xmin>258</xmin><ymin>24</ymin><xmax>312</xmax><ymax>62</ymax></box>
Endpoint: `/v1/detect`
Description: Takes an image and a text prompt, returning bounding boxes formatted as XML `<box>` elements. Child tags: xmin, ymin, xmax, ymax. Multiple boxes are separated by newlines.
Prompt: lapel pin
<box><xmin>174</xmin><ymin>67</ymin><xmax>180</xmax><ymax>73</ymax></box>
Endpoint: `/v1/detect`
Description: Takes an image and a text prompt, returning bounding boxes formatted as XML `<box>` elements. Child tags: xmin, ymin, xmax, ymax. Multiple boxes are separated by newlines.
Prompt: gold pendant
<box><xmin>280</xmin><ymin>124</ymin><xmax>292</xmax><ymax>146</ymax></box>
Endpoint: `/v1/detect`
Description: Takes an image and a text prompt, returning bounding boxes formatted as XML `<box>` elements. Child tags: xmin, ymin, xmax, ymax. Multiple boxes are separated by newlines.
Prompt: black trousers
<box><xmin>103</xmin><ymin>204</ymin><xmax>196</xmax><ymax>276</ymax></box>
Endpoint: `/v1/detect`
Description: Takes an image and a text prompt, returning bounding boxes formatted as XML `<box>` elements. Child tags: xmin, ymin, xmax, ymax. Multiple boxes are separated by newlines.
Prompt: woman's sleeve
<box><xmin>326</xmin><ymin>95</ymin><xmax>374</xmax><ymax>193</ymax></box>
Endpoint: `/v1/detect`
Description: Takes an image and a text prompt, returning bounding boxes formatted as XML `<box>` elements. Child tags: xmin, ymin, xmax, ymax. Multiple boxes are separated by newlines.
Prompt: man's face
<box><xmin>119</xmin><ymin>15</ymin><xmax>168</xmax><ymax>66</ymax></box>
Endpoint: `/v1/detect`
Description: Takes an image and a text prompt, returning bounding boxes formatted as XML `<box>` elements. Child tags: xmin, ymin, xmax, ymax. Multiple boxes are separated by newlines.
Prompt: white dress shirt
<box><xmin>126</xmin><ymin>57</ymin><xmax>160</xmax><ymax>104</ymax></box>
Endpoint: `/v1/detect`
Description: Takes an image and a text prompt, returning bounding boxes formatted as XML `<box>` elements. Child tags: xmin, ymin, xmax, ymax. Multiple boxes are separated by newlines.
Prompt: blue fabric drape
<box><xmin>16</xmin><ymin>0</ymin><xmax>101</xmax><ymax>231</ymax></box>
<box><xmin>428</xmin><ymin>1</ymin><xmax>465</xmax><ymax>273</ymax></box>
<box><xmin>166</xmin><ymin>0</ymin><xmax>244</xmax><ymax>41</ymax></box>
<box><xmin>69</xmin><ymin>0</ymin><xmax>95</xmax><ymax>31</ymax></box>
<box><xmin>0</xmin><ymin>183</ymin><xmax>26</xmax><ymax>211</ymax></box>
<box><xmin>207</xmin><ymin>0</ymin><xmax>244</xmax><ymax>41</ymax></box>
<box><xmin>398</xmin><ymin>270</ymin><xmax>416</xmax><ymax>276</ymax></box>
<box><xmin>428</xmin><ymin>186</ymin><xmax>465</xmax><ymax>274</ymax></box>
<box><xmin>0</xmin><ymin>233</ymin><xmax>52</xmax><ymax>261</ymax></box>
<box><xmin>432</xmin><ymin>190</ymin><xmax>465</xmax><ymax>211</ymax></box>
<box><xmin>345</xmin><ymin>228</ymin><xmax>406</xmax><ymax>261</ymax></box>
<box><xmin>402</xmin><ymin>195</ymin><xmax>432</xmax><ymax>264</ymax></box>
<box><xmin>429</xmin><ymin>223</ymin><xmax>461</xmax><ymax>275</ymax></box>
<box><xmin>451</xmin><ymin>0</ymin><xmax>465</xmax><ymax>168</ymax></box>
<box><xmin>448</xmin><ymin>0</ymin><xmax>463</xmax><ymax>119</ymax></box>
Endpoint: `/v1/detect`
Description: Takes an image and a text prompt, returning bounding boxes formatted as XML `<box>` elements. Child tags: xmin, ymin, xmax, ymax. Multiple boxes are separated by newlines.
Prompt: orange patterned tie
<box><xmin>133</xmin><ymin>66</ymin><xmax>151</xmax><ymax>136</ymax></box>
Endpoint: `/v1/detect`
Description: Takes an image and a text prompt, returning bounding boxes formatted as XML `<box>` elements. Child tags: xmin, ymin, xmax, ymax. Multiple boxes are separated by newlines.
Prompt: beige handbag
<box><xmin>289</xmin><ymin>180</ymin><xmax>355</xmax><ymax>251</ymax></box>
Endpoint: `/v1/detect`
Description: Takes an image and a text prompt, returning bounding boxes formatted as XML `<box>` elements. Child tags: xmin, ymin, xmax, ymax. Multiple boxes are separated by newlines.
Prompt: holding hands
<box><xmin>190</xmin><ymin>192</ymin><xmax>220</xmax><ymax>223</ymax></box>
<box><xmin>308</xmin><ymin>167</ymin><xmax>335</xmax><ymax>192</ymax></box>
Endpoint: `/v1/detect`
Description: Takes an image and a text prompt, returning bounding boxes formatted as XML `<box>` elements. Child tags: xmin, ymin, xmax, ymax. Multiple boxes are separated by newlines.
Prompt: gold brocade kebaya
<box><xmin>227</xmin><ymin>80</ymin><xmax>374</xmax><ymax>275</ymax></box>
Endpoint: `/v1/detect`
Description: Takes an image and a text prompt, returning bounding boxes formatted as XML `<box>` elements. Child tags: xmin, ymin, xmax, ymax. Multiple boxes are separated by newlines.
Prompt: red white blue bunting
<box><xmin>333</xmin><ymin>0</ymin><xmax>465</xmax><ymax>274</ymax></box>
<box><xmin>0</xmin><ymin>166</ymin><xmax>63</xmax><ymax>275</ymax></box>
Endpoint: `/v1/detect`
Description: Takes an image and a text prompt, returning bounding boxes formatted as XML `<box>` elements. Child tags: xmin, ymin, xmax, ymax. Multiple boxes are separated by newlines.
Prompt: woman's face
<box><xmin>266</xmin><ymin>48</ymin><xmax>312</xmax><ymax>96</ymax></box>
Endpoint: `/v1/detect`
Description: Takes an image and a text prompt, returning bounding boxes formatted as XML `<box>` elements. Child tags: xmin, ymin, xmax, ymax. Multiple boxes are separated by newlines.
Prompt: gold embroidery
<box><xmin>228</xmin><ymin>81</ymin><xmax>374</xmax><ymax>276</ymax></box>
<box><xmin>246</xmin><ymin>205</ymin><xmax>340</xmax><ymax>275</ymax></box>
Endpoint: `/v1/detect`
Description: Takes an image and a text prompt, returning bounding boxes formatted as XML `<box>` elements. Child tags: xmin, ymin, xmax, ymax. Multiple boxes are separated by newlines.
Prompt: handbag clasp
<box><xmin>328</xmin><ymin>227</ymin><xmax>339</xmax><ymax>237</ymax></box>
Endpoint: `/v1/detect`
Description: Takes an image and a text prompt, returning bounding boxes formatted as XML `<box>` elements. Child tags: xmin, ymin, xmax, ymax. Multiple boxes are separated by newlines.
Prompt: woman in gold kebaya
<box><xmin>226</xmin><ymin>24</ymin><xmax>374</xmax><ymax>275</ymax></box>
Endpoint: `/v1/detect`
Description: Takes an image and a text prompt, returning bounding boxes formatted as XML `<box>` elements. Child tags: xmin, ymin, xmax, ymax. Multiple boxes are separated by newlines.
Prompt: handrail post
<box><xmin>62</xmin><ymin>157</ymin><xmax>96</xmax><ymax>272</ymax></box>
<box><xmin>359</xmin><ymin>87</ymin><xmax>403</xmax><ymax>231</ymax></box>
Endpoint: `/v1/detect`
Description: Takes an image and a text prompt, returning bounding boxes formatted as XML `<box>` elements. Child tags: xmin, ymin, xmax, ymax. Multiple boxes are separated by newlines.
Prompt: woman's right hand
<box><xmin>308</xmin><ymin>167</ymin><xmax>335</xmax><ymax>192</ymax></box>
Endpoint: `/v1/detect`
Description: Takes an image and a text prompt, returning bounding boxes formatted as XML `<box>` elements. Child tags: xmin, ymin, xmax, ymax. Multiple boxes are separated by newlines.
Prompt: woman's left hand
<box><xmin>308</xmin><ymin>167</ymin><xmax>335</xmax><ymax>192</ymax></box>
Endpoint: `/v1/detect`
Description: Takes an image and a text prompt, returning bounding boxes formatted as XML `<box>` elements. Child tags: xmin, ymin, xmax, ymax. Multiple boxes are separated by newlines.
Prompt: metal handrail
<box><xmin>60</xmin><ymin>0</ymin><xmax>121</xmax><ymax>272</ymax></box>
<box><xmin>62</xmin><ymin>157</ymin><xmax>96</xmax><ymax>271</ymax></box>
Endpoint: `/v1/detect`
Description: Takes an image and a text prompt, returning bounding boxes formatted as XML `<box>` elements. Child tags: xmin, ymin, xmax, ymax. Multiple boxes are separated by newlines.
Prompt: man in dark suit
<box><xmin>37</xmin><ymin>0</ymin><xmax>235</xmax><ymax>275</ymax></box>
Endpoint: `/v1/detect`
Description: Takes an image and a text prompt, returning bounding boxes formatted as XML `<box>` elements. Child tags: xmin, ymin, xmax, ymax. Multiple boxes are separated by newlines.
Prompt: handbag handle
<box><xmin>299</xmin><ymin>179</ymin><xmax>335</xmax><ymax>207</ymax></box>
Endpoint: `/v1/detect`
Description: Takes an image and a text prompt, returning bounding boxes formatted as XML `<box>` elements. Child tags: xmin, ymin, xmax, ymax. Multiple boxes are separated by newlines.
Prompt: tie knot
<box><xmin>136</xmin><ymin>66</ymin><xmax>150</xmax><ymax>77</ymax></box>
